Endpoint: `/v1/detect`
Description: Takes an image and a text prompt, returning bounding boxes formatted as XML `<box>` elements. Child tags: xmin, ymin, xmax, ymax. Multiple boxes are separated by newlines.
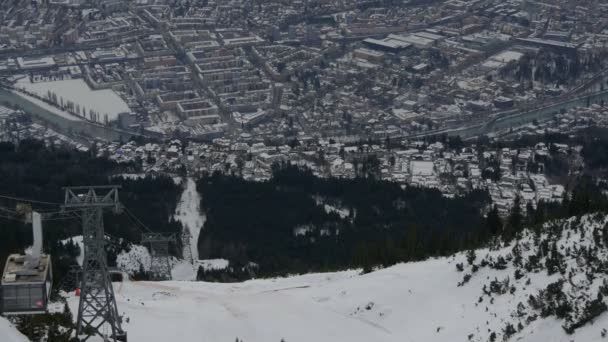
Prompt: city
<box><xmin>1</xmin><ymin>0</ymin><xmax>608</xmax><ymax>212</ymax></box>
<box><xmin>2</xmin><ymin>1</ymin><xmax>608</xmax><ymax>342</ymax></box>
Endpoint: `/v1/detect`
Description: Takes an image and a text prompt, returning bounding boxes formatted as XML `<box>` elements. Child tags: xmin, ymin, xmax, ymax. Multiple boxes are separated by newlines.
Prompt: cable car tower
<box><xmin>141</xmin><ymin>233</ymin><xmax>176</xmax><ymax>280</ymax></box>
<box><xmin>62</xmin><ymin>186</ymin><xmax>127</xmax><ymax>342</ymax></box>
<box><xmin>181</xmin><ymin>227</ymin><xmax>194</xmax><ymax>264</ymax></box>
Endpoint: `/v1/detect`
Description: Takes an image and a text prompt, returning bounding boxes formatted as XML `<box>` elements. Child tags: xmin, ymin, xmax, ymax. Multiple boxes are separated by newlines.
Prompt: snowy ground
<box><xmin>314</xmin><ymin>196</ymin><xmax>351</xmax><ymax>219</ymax></box>
<box><xmin>61</xmin><ymin>256</ymin><xmax>608</xmax><ymax>342</ymax></box>
<box><xmin>10</xmin><ymin>89</ymin><xmax>83</xmax><ymax>122</ymax></box>
<box><xmin>196</xmin><ymin>258</ymin><xmax>229</xmax><ymax>271</ymax></box>
<box><xmin>173</xmin><ymin>177</ymin><xmax>205</xmax><ymax>261</ymax></box>
<box><xmin>116</xmin><ymin>245</ymin><xmax>151</xmax><ymax>275</ymax></box>
<box><xmin>15</xmin><ymin>77</ymin><xmax>130</xmax><ymax>122</ymax></box>
<box><xmin>59</xmin><ymin>213</ymin><xmax>608</xmax><ymax>342</ymax></box>
<box><xmin>0</xmin><ymin>317</ymin><xmax>28</xmax><ymax>342</ymax></box>
<box><xmin>5</xmin><ymin>214</ymin><xmax>608</xmax><ymax>341</ymax></box>
<box><xmin>169</xmin><ymin>177</ymin><xmax>207</xmax><ymax>281</ymax></box>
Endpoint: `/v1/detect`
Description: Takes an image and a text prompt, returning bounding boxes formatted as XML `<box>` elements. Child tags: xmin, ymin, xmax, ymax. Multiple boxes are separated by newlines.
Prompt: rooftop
<box><xmin>2</xmin><ymin>254</ymin><xmax>51</xmax><ymax>285</ymax></box>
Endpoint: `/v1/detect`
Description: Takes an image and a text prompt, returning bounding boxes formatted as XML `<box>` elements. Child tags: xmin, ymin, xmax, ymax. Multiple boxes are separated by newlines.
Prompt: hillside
<box><xmin>52</xmin><ymin>212</ymin><xmax>608</xmax><ymax>342</ymax></box>
<box><xmin>196</xmin><ymin>166</ymin><xmax>491</xmax><ymax>278</ymax></box>
<box><xmin>0</xmin><ymin>317</ymin><xmax>29</xmax><ymax>342</ymax></box>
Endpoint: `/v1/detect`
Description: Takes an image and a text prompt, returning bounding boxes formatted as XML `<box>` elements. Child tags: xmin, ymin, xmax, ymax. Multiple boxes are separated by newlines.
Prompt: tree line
<box><xmin>196</xmin><ymin>163</ymin><xmax>492</xmax><ymax>278</ymax></box>
<box><xmin>0</xmin><ymin>139</ymin><xmax>183</xmax><ymax>290</ymax></box>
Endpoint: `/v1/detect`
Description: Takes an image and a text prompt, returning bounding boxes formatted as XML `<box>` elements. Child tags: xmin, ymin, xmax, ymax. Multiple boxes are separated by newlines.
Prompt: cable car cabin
<box><xmin>1</xmin><ymin>254</ymin><xmax>52</xmax><ymax>315</ymax></box>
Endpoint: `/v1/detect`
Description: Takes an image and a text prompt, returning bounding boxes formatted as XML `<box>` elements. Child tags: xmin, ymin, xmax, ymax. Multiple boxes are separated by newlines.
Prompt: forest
<box><xmin>196</xmin><ymin>160</ymin><xmax>608</xmax><ymax>280</ymax></box>
<box><xmin>0</xmin><ymin>139</ymin><xmax>183</xmax><ymax>289</ymax></box>
<box><xmin>196</xmin><ymin>163</ymin><xmax>493</xmax><ymax>279</ymax></box>
<box><xmin>1</xmin><ymin>138</ymin><xmax>608</xmax><ymax>341</ymax></box>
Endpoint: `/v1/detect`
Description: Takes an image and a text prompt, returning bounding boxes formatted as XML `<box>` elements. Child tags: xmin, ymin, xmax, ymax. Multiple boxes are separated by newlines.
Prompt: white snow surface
<box><xmin>314</xmin><ymin>196</ymin><xmax>351</xmax><ymax>219</ymax></box>
<box><xmin>113</xmin><ymin>173</ymin><xmax>147</xmax><ymax>180</ymax></box>
<box><xmin>11</xmin><ymin>89</ymin><xmax>83</xmax><ymax>122</ymax></box>
<box><xmin>323</xmin><ymin>203</ymin><xmax>350</xmax><ymax>219</ymax></box>
<box><xmin>0</xmin><ymin>317</ymin><xmax>29</xmax><ymax>342</ymax></box>
<box><xmin>15</xmin><ymin>77</ymin><xmax>130</xmax><ymax>121</ymax></box>
<box><xmin>171</xmin><ymin>260</ymin><xmax>197</xmax><ymax>281</ymax></box>
<box><xmin>171</xmin><ymin>259</ymin><xmax>229</xmax><ymax>281</ymax></box>
<box><xmin>116</xmin><ymin>245</ymin><xmax>151</xmax><ymax>275</ymax></box>
<box><xmin>62</xmin><ymin>259</ymin><xmax>608</xmax><ymax>342</ymax></box>
<box><xmin>197</xmin><ymin>258</ymin><xmax>229</xmax><ymax>271</ymax></box>
<box><xmin>174</xmin><ymin>177</ymin><xmax>205</xmax><ymax>261</ymax></box>
<box><xmin>59</xmin><ymin>213</ymin><xmax>608</xmax><ymax>342</ymax></box>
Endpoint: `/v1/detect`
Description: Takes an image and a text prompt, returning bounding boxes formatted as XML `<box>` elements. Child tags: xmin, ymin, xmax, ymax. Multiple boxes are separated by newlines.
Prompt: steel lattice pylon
<box><xmin>60</xmin><ymin>265</ymin><xmax>82</xmax><ymax>292</ymax></box>
<box><xmin>63</xmin><ymin>186</ymin><xmax>127</xmax><ymax>342</ymax></box>
<box><xmin>141</xmin><ymin>233</ymin><xmax>176</xmax><ymax>281</ymax></box>
<box><xmin>181</xmin><ymin>227</ymin><xmax>194</xmax><ymax>264</ymax></box>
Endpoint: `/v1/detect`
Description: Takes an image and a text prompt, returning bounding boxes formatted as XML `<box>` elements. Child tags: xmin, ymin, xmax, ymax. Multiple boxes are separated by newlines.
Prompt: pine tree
<box><xmin>533</xmin><ymin>200</ymin><xmax>546</xmax><ymax>226</ymax></box>
<box><xmin>466</xmin><ymin>249</ymin><xmax>476</xmax><ymax>265</ymax></box>
<box><xmin>504</xmin><ymin>196</ymin><xmax>523</xmax><ymax>241</ymax></box>
<box><xmin>485</xmin><ymin>205</ymin><xmax>502</xmax><ymax>237</ymax></box>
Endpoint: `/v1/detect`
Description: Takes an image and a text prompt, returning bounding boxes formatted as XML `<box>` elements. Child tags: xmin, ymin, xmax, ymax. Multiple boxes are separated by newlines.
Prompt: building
<box><xmin>62</xmin><ymin>28</ymin><xmax>79</xmax><ymax>44</ymax></box>
<box><xmin>16</xmin><ymin>57</ymin><xmax>56</xmax><ymax>70</ymax></box>
<box><xmin>353</xmin><ymin>48</ymin><xmax>385</xmax><ymax>62</ymax></box>
<box><xmin>176</xmin><ymin>99</ymin><xmax>219</xmax><ymax>119</ymax></box>
<box><xmin>516</xmin><ymin>37</ymin><xmax>578</xmax><ymax>56</ymax></box>
<box><xmin>363</xmin><ymin>38</ymin><xmax>411</xmax><ymax>53</ymax></box>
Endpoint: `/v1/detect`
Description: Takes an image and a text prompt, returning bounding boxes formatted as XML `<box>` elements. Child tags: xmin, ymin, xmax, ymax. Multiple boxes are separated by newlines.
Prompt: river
<box><xmin>416</xmin><ymin>89</ymin><xmax>608</xmax><ymax>139</ymax></box>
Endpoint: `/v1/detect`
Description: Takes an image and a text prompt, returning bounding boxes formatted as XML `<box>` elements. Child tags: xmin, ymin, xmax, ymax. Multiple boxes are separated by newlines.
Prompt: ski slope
<box><xmin>62</xmin><ymin>218</ymin><xmax>608</xmax><ymax>342</ymax></box>
<box><xmin>59</xmin><ymin>213</ymin><xmax>608</xmax><ymax>342</ymax></box>
<box><xmin>174</xmin><ymin>177</ymin><xmax>205</xmax><ymax>261</ymax></box>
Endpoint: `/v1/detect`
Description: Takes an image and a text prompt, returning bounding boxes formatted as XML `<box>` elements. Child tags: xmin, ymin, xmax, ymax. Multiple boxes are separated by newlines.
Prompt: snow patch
<box><xmin>314</xmin><ymin>195</ymin><xmax>351</xmax><ymax>219</ymax></box>
<box><xmin>0</xmin><ymin>317</ymin><xmax>29</xmax><ymax>342</ymax></box>
<box><xmin>112</xmin><ymin>173</ymin><xmax>147</xmax><ymax>180</ymax></box>
<box><xmin>196</xmin><ymin>258</ymin><xmax>229</xmax><ymax>271</ymax></box>
<box><xmin>60</xmin><ymin>214</ymin><xmax>608</xmax><ymax>342</ymax></box>
<box><xmin>171</xmin><ymin>260</ymin><xmax>196</xmax><ymax>281</ymax></box>
<box><xmin>116</xmin><ymin>245</ymin><xmax>151</xmax><ymax>275</ymax></box>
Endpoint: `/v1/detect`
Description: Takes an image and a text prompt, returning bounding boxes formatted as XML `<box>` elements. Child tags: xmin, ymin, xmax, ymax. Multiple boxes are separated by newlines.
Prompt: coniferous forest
<box><xmin>2</xmin><ymin>139</ymin><xmax>608</xmax><ymax>341</ymax></box>
<box><xmin>0</xmin><ymin>139</ymin><xmax>183</xmax><ymax>290</ymax></box>
<box><xmin>196</xmin><ymin>160</ymin><xmax>608</xmax><ymax>280</ymax></box>
<box><xmin>196</xmin><ymin>164</ymin><xmax>492</xmax><ymax>279</ymax></box>
<box><xmin>1</xmin><ymin>139</ymin><xmax>606</xmax><ymax>284</ymax></box>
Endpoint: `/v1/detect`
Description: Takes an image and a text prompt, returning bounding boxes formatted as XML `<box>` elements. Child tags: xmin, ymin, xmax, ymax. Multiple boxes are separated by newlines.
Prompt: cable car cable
<box><xmin>0</xmin><ymin>194</ymin><xmax>61</xmax><ymax>206</ymax></box>
<box><xmin>123</xmin><ymin>206</ymin><xmax>153</xmax><ymax>233</ymax></box>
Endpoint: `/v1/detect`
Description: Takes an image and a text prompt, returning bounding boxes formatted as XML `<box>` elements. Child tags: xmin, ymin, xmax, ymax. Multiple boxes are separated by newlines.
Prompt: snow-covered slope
<box><xmin>169</xmin><ymin>177</ymin><xmax>207</xmax><ymax>281</ymax></box>
<box><xmin>174</xmin><ymin>177</ymin><xmax>205</xmax><ymax>261</ymax></box>
<box><xmin>61</xmin><ymin>213</ymin><xmax>608</xmax><ymax>342</ymax></box>
<box><xmin>0</xmin><ymin>317</ymin><xmax>29</xmax><ymax>342</ymax></box>
<box><xmin>116</xmin><ymin>244</ymin><xmax>151</xmax><ymax>275</ymax></box>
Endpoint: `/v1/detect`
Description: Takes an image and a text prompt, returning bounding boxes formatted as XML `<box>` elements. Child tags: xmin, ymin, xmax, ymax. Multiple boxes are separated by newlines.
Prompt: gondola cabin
<box><xmin>0</xmin><ymin>212</ymin><xmax>53</xmax><ymax>315</ymax></box>
<box><xmin>1</xmin><ymin>254</ymin><xmax>52</xmax><ymax>315</ymax></box>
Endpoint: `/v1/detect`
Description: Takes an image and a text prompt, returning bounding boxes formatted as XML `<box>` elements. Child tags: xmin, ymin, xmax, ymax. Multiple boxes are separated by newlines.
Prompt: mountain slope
<box><xmin>0</xmin><ymin>317</ymin><xmax>29</xmax><ymax>342</ymax></box>
<box><xmin>61</xmin><ymin>212</ymin><xmax>608</xmax><ymax>342</ymax></box>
